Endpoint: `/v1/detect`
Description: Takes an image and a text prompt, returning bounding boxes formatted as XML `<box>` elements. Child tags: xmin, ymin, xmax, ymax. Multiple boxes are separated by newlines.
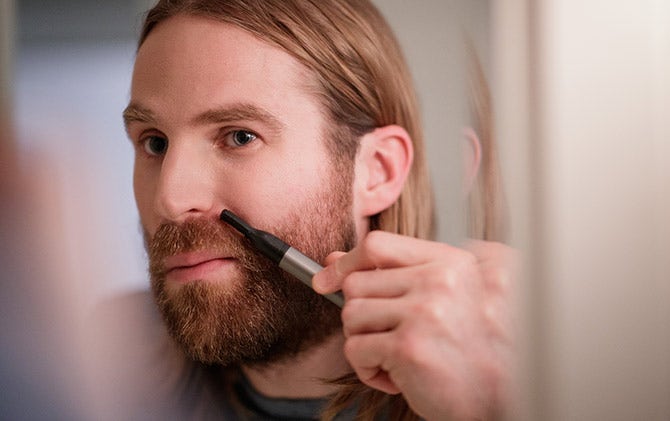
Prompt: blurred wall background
<box><xmin>492</xmin><ymin>0</ymin><xmax>670</xmax><ymax>420</ymax></box>
<box><xmin>13</xmin><ymin>0</ymin><xmax>155</xmax><ymax>299</ymax></box>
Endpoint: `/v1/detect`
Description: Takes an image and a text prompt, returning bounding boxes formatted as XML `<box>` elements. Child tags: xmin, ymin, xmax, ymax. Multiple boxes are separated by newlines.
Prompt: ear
<box><xmin>353</xmin><ymin>125</ymin><xmax>413</xmax><ymax>217</ymax></box>
<box><xmin>462</xmin><ymin>127</ymin><xmax>482</xmax><ymax>193</ymax></box>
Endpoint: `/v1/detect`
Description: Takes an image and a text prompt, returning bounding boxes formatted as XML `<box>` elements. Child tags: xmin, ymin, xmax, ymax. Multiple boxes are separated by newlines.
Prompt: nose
<box><xmin>153</xmin><ymin>140</ymin><xmax>218</xmax><ymax>223</ymax></box>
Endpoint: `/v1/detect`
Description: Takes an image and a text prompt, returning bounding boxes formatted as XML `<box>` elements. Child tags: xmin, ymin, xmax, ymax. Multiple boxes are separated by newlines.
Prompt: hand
<box><xmin>313</xmin><ymin>231</ymin><xmax>517</xmax><ymax>420</ymax></box>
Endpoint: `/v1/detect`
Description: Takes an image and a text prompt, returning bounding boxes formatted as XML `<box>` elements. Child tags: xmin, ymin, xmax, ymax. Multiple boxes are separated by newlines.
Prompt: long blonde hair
<box><xmin>137</xmin><ymin>1</ymin><xmax>480</xmax><ymax>419</ymax></box>
<box><xmin>466</xmin><ymin>43</ymin><xmax>507</xmax><ymax>242</ymax></box>
<box><xmin>139</xmin><ymin>0</ymin><xmax>435</xmax><ymax>243</ymax></box>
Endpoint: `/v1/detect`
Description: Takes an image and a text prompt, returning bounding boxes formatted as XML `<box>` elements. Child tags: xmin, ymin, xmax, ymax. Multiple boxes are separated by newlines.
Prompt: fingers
<box><xmin>343</xmin><ymin>331</ymin><xmax>402</xmax><ymax>394</ymax></box>
<box><xmin>482</xmin><ymin>295</ymin><xmax>511</xmax><ymax>343</ymax></box>
<box><xmin>341</xmin><ymin>231</ymin><xmax>469</xmax><ymax>271</ymax></box>
<box><xmin>341</xmin><ymin>297</ymin><xmax>402</xmax><ymax>337</ymax></box>
<box><xmin>342</xmin><ymin>266</ymin><xmax>416</xmax><ymax>299</ymax></box>
<box><xmin>465</xmin><ymin>240</ymin><xmax>519</xmax><ymax>294</ymax></box>
<box><xmin>322</xmin><ymin>251</ymin><xmax>346</xmax><ymax>267</ymax></box>
<box><xmin>466</xmin><ymin>240</ymin><xmax>518</xmax><ymax>344</ymax></box>
<box><xmin>314</xmin><ymin>264</ymin><xmax>409</xmax><ymax>297</ymax></box>
<box><xmin>314</xmin><ymin>231</ymin><xmax>475</xmax><ymax>294</ymax></box>
<box><xmin>314</xmin><ymin>232</ymin><xmax>517</xmax><ymax>419</ymax></box>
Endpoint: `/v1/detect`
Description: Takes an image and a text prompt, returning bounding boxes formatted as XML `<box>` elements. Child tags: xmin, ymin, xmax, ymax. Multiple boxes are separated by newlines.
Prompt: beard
<box><xmin>145</xmin><ymin>180</ymin><xmax>356</xmax><ymax>367</ymax></box>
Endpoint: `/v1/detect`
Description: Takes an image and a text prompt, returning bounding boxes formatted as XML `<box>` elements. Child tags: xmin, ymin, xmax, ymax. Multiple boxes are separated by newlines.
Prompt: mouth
<box><xmin>163</xmin><ymin>251</ymin><xmax>238</xmax><ymax>284</ymax></box>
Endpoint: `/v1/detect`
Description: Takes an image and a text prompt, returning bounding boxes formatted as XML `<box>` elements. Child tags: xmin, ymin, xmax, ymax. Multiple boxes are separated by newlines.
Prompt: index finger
<box><xmin>313</xmin><ymin>231</ymin><xmax>468</xmax><ymax>294</ymax></box>
<box><xmin>337</xmin><ymin>231</ymin><xmax>464</xmax><ymax>273</ymax></box>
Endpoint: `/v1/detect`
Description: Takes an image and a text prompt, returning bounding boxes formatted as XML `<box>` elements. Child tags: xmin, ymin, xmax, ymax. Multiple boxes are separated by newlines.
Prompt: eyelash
<box><xmin>135</xmin><ymin>128</ymin><xmax>260</xmax><ymax>158</ymax></box>
<box><xmin>220</xmin><ymin>129</ymin><xmax>259</xmax><ymax>148</ymax></box>
<box><xmin>140</xmin><ymin>135</ymin><xmax>167</xmax><ymax>157</ymax></box>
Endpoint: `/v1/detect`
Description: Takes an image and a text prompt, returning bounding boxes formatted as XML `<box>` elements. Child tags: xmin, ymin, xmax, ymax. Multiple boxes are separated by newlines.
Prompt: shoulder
<box><xmin>92</xmin><ymin>288</ymin><xmax>183</xmax><ymax>370</ymax></box>
<box><xmin>90</xmin><ymin>290</ymin><xmax>188</xmax><ymax>418</ymax></box>
<box><xmin>93</xmin><ymin>289</ymin><xmax>169</xmax><ymax>355</ymax></box>
<box><xmin>90</xmin><ymin>290</ymin><xmax>240</xmax><ymax>419</ymax></box>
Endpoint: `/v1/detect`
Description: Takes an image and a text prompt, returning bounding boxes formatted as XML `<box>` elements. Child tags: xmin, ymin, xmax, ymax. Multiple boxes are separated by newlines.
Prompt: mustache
<box><xmin>147</xmin><ymin>218</ymin><xmax>265</xmax><ymax>276</ymax></box>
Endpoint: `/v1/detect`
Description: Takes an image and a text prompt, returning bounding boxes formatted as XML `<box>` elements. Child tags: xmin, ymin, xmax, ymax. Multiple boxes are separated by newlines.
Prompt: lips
<box><xmin>163</xmin><ymin>251</ymin><xmax>236</xmax><ymax>283</ymax></box>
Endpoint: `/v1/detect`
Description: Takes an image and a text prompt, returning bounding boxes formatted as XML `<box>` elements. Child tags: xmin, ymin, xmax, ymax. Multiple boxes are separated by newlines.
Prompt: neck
<box><xmin>241</xmin><ymin>332</ymin><xmax>350</xmax><ymax>399</ymax></box>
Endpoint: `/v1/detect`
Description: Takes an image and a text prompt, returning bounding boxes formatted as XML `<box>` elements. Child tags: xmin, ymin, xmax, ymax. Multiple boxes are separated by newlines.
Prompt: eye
<box><xmin>226</xmin><ymin>130</ymin><xmax>258</xmax><ymax>147</ymax></box>
<box><xmin>142</xmin><ymin>135</ymin><xmax>168</xmax><ymax>156</ymax></box>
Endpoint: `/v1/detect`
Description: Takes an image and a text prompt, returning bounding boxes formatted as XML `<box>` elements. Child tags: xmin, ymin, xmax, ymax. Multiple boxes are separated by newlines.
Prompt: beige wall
<box><xmin>492</xmin><ymin>0</ymin><xmax>670</xmax><ymax>419</ymax></box>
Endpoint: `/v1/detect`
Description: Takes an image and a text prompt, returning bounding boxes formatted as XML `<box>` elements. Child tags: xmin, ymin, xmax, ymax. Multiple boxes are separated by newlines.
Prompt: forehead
<box><xmin>131</xmin><ymin>14</ymin><xmax>318</xmax><ymax>119</ymax></box>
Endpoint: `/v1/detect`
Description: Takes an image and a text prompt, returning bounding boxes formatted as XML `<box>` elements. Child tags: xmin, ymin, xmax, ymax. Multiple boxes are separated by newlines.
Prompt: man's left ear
<box><xmin>354</xmin><ymin>125</ymin><xmax>413</xmax><ymax>217</ymax></box>
<box><xmin>463</xmin><ymin>127</ymin><xmax>482</xmax><ymax>193</ymax></box>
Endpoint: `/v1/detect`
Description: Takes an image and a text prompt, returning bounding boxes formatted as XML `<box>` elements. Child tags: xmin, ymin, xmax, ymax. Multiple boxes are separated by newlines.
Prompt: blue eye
<box><xmin>143</xmin><ymin>136</ymin><xmax>168</xmax><ymax>156</ymax></box>
<box><xmin>228</xmin><ymin>130</ymin><xmax>257</xmax><ymax>147</ymax></box>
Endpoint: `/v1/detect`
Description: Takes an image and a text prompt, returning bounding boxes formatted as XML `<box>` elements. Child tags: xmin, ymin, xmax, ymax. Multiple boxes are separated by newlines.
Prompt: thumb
<box><xmin>313</xmin><ymin>251</ymin><xmax>347</xmax><ymax>294</ymax></box>
<box><xmin>323</xmin><ymin>251</ymin><xmax>346</xmax><ymax>266</ymax></box>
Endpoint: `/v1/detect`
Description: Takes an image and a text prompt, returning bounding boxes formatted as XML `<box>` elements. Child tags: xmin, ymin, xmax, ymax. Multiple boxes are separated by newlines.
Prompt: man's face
<box><xmin>125</xmin><ymin>15</ymin><xmax>355</xmax><ymax>365</ymax></box>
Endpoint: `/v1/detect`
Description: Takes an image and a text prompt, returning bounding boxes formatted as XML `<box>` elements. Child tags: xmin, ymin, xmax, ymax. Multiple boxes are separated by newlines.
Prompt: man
<box><xmin>114</xmin><ymin>0</ymin><xmax>514</xmax><ymax>419</ymax></box>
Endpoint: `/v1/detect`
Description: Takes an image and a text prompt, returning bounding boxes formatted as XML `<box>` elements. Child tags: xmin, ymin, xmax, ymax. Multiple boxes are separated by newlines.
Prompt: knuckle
<box><xmin>340</xmin><ymin>298</ymin><xmax>362</xmax><ymax>325</ymax></box>
<box><xmin>360</xmin><ymin>231</ymin><xmax>387</xmax><ymax>266</ymax></box>
<box><xmin>341</xmin><ymin>273</ymin><xmax>361</xmax><ymax>298</ymax></box>
<box><xmin>364</xmin><ymin>230</ymin><xmax>387</xmax><ymax>246</ymax></box>
<box><xmin>482</xmin><ymin>301</ymin><xmax>498</xmax><ymax>323</ymax></box>
<box><xmin>437</xmin><ymin>265</ymin><xmax>461</xmax><ymax>291</ymax></box>
<box><xmin>413</xmin><ymin>298</ymin><xmax>464</xmax><ymax>345</ymax></box>
<box><xmin>392</xmin><ymin>329</ymin><xmax>424</xmax><ymax>364</ymax></box>
<box><xmin>360</xmin><ymin>232</ymin><xmax>380</xmax><ymax>252</ymax></box>
<box><xmin>415</xmin><ymin>297</ymin><xmax>447</xmax><ymax>324</ymax></box>
<box><xmin>419</xmin><ymin>264</ymin><xmax>460</xmax><ymax>293</ymax></box>
<box><xmin>418</xmin><ymin>250</ymin><xmax>479</xmax><ymax>294</ymax></box>
<box><xmin>454</xmin><ymin>248</ymin><xmax>478</xmax><ymax>270</ymax></box>
<box><xmin>342</xmin><ymin>337</ymin><xmax>357</xmax><ymax>361</ymax></box>
<box><xmin>480</xmin><ymin>263</ymin><xmax>516</xmax><ymax>296</ymax></box>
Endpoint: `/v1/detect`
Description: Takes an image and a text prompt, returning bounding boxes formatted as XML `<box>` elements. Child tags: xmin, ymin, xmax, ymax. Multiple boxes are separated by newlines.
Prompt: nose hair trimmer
<box><xmin>219</xmin><ymin>209</ymin><xmax>344</xmax><ymax>308</ymax></box>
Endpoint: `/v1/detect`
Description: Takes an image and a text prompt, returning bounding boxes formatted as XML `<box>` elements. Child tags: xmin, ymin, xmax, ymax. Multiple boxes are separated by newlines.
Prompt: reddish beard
<box><xmin>145</xmin><ymin>202</ymin><xmax>355</xmax><ymax>367</ymax></box>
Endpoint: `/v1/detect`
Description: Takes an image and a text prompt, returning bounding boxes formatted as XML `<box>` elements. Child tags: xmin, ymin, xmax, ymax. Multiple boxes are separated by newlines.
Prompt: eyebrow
<box><xmin>122</xmin><ymin>102</ymin><xmax>285</xmax><ymax>134</ymax></box>
<box><xmin>122</xmin><ymin>103</ymin><xmax>155</xmax><ymax>129</ymax></box>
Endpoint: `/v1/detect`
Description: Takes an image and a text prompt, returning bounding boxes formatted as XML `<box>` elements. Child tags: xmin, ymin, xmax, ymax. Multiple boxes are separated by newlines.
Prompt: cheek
<box><xmin>228</xmin><ymin>160</ymin><xmax>327</xmax><ymax>225</ymax></box>
<box><xmin>133</xmin><ymin>161</ymin><xmax>157</xmax><ymax>231</ymax></box>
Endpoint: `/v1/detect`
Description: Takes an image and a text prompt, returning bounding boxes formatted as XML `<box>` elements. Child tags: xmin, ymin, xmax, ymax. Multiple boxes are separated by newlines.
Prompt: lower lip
<box><xmin>166</xmin><ymin>258</ymin><xmax>237</xmax><ymax>284</ymax></box>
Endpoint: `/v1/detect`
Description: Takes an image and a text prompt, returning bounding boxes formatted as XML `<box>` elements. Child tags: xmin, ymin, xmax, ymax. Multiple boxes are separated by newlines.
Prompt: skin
<box><xmin>126</xmin><ymin>15</ymin><xmax>351</xmax><ymax>398</ymax></box>
<box><xmin>313</xmin><ymin>238</ymin><xmax>516</xmax><ymax>420</ymax></box>
<box><xmin>126</xmin><ymin>13</ymin><xmax>515</xmax><ymax>420</ymax></box>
